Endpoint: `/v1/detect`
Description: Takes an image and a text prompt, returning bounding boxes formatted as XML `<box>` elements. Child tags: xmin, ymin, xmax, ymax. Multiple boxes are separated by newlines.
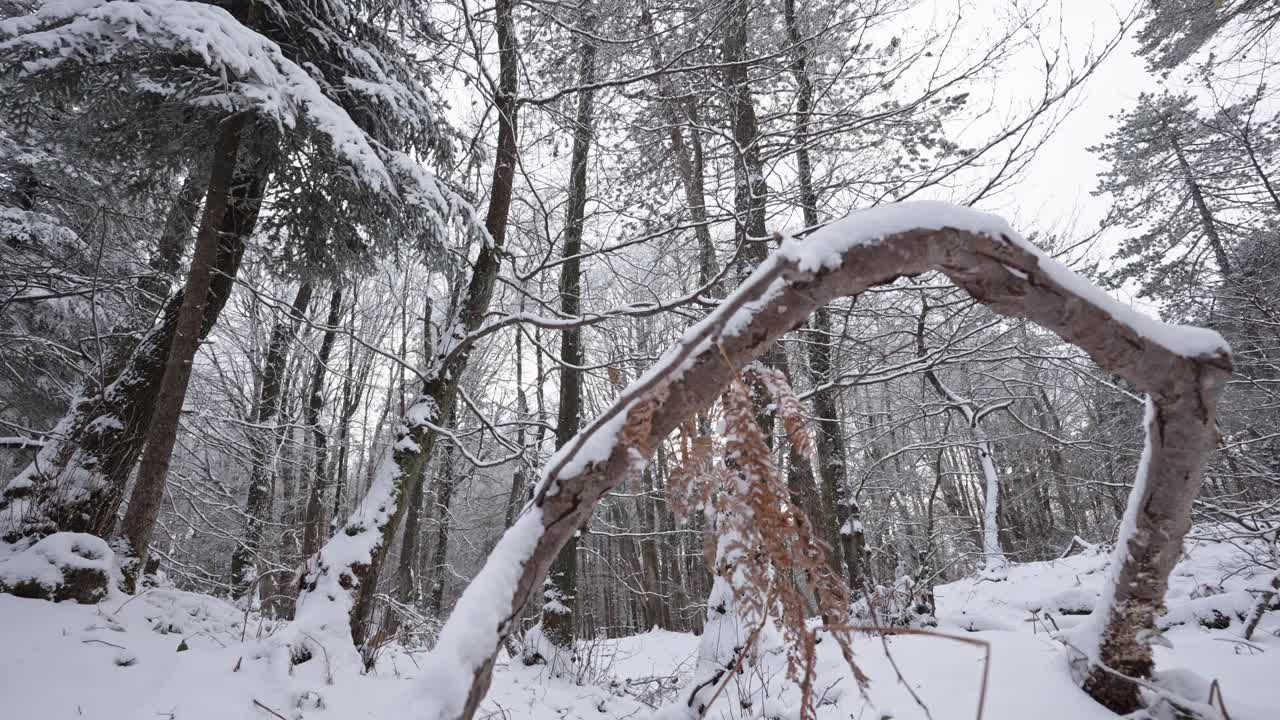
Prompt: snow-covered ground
<box><xmin>2</xmin><ymin>525</ymin><xmax>1276</xmax><ymax>719</ymax></box>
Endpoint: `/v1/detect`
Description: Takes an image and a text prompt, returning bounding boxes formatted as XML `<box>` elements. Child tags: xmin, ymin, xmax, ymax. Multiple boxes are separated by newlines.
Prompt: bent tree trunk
<box><xmin>1</xmin><ymin>134</ymin><xmax>270</xmax><ymax>543</ymax></box>
<box><xmin>413</xmin><ymin>202</ymin><xmax>1231</xmax><ymax>720</ymax></box>
<box><xmin>120</xmin><ymin>113</ymin><xmax>249</xmax><ymax>576</ymax></box>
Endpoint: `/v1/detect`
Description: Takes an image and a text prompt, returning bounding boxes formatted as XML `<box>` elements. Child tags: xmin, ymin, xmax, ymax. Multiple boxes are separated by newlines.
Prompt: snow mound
<box><xmin>937</xmin><ymin>524</ymin><xmax>1276</xmax><ymax>635</ymax></box>
<box><xmin>0</xmin><ymin>532</ymin><xmax>115</xmax><ymax>603</ymax></box>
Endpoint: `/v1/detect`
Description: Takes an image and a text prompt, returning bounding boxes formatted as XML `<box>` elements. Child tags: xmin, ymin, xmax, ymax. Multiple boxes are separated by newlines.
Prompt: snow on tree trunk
<box><xmin>406</xmin><ymin>202</ymin><xmax>1230</xmax><ymax>720</ymax></box>
<box><xmin>0</xmin><ymin>153</ymin><xmax>267</xmax><ymax>543</ymax></box>
<box><xmin>975</xmin><ymin>433</ymin><xmax>1007</xmax><ymax>577</ymax></box>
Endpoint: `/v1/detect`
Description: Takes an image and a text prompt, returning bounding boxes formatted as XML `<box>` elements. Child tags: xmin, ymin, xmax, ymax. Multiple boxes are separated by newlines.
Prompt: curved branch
<box><xmin>415</xmin><ymin>201</ymin><xmax>1231</xmax><ymax>720</ymax></box>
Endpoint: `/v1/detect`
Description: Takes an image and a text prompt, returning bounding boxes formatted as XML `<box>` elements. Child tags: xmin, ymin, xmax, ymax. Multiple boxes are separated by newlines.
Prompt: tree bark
<box><xmin>1169</xmin><ymin>131</ymin><xmax>1233</xmax><ymax>277</ymax></box>
<box><xmin>120</xmin><ymin>113</ymin><xmax>248</xmax><ymax>579</ymax></box>
<box><xmin>141</xmin><ymin>170</ymin><xmax>206</xmax><ymax>302</ymax></box>
<box><xmin>425</xmin><ymin>443</ymin><xmax>456</xmax><ymax>620</ymax></box>
<box><xmin>723</xmin><ymin>0</ymin><xmax>767</xmax><ymax>263</ymax></box>
<box><xmin>301</xmin><ymin>288</ymin><xmax>343</xmax><ymax>559</ymax></box>
<box><xmin>385</xmin><ymin>297</ymin><xmax>435</xmax><ymax>633</ymax></box>
<box><xmin>540</xmin><ymin>13</ymin><xmax>598</xmax><ymax>661</ymax></box>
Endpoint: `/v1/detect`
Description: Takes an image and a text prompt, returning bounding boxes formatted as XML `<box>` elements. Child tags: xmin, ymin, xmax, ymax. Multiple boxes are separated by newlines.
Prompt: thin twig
<box><xmin>82</xmin><ymin>638</ymin><xmax>126</xmax><ymax>650</ymax></box>
<box><xmin>252</xmin><ymin>699</ymin><xmax>288</xmax><ymax>720</ymax></box>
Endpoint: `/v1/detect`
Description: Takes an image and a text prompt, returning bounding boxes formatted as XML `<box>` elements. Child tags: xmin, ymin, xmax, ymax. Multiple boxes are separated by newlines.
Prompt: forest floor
<box><xmin>1</xmin><ymin>524</ymin><xmax>1277</xmax><ymax>720</ymax></box>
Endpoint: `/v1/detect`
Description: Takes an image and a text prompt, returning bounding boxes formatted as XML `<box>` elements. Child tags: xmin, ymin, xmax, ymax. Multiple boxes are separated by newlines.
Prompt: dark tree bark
<box><xmin>425</xmin><ymin>443</ymin><xmax>457</xmax><ymax>619</ymax></box>
<box><xmin>1168</xmin><ymin>129</ymin><xmax>1233</xmax><ymax>277</ymax></box>
<box><xmin>394</xmin><ymin>298</ymin><xmax>433</xmax><ymax>620</ymax></box>
<box><xmin>120</xmin><ymin>113</ymin><xmax>249</xmax><ymax>579</ymax></box>
<box><xmin>502</xmin><ymin>303</ymin><xmax>530</xmax><ymax>531</ymax></box>
<box><xmin>301</xmin><ymin>289</ymin><xmax>344</xmax><ymax>559</ymax></box>
<box><xmin>141</xmin><ymin>170</ymin><xmax>206</xmax><ymax>302</ymax></box>
<box><xmin>540</xmin><ymin>13</ymin><xmax>598</xmax><ymax>659</ymax></box>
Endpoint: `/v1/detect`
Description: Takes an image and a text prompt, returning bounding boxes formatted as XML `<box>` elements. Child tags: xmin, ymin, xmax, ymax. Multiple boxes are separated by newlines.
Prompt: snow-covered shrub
<box><xmin>0</xmin><ymin>532</ymin><xmax>114</xmax><ymax>603</ymax></box>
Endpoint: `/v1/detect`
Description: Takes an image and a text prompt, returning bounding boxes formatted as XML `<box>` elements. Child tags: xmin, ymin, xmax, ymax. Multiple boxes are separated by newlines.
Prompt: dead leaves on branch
<box><xmin>669</xmin><ymin>359</ymin><xmax>867</xmax><ymax>720</ymax></box>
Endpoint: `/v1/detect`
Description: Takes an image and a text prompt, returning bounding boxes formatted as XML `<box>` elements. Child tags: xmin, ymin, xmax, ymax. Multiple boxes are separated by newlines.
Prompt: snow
<box><xmin>2</xmin><ymin>525</ymin><xmax>1275</xmax><ymax>719</ymax></box>
<box><xmin>0</xmin><ymin>0</ymin><xmax>394</xmax><ymax>193</ymax></box>
<box><xmin>0</xmin><ymin>532</ymin><xmax>114</xmax><ymax>593</ymax></box>
<box><xmin>778</xmin><ymin>201</ymin><xmax>1230</xmax><ymax>358</ymax></box>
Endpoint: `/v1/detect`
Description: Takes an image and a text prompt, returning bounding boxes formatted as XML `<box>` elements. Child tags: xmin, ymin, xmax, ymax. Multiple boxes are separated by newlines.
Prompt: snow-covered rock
<box><xmin>0</xmin><ymin>532</ymin><xmax>114</xmax><ymax>603</ymax></box>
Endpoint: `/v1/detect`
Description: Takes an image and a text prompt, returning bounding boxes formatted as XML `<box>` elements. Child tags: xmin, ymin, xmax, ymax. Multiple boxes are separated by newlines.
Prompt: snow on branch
<box><xmin>0</xmin><ymin>0</ymin><xmax>393</xmax><ymax>193</ymax></box>
<box><xmin>410</xmin><ymin>200</ymin><xmax>1231</xmax><ymax>719</ymax></box>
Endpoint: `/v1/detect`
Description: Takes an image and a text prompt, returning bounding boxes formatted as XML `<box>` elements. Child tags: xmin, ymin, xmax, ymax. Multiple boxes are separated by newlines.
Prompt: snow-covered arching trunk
<box><xmin>411</xmin><ymin>202</ymin><xmax>1230</xmax><ymax>720</ymax></box>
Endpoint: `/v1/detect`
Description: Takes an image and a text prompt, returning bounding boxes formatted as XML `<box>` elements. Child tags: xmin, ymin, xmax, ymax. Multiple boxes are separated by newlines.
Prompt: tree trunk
<box><xmin>783</xmin><ymin>0</ymin><xmax>861</xmax><ymax>586</ymax></box>
<box><xmin>1081</xmin><ymin>391</ymin><xmax>1226</xmax><ymax>713</ymax></box>
<box><xmin>2</xmin><ymin>140</ymin><xmax>269</xmax><ymax>543</ymax></box>
<box><xmin>294</xmin><ymin>0</ymin><xmax>520</xmax><ymax>655</ymax></box>
<box><xmin>120</xmin><ymin>113</ymin><xmax>248</xmax><ymax>581</ymax></box>
<box><xmin>141</xmin><ymin>170</ymin><xmax>206</xmax><ymax>302</ymax></box>
<box><xmin>1169</xmin><ymin>131</ymin><xmax>1233</xmax><ymax>277</ymax></box>
<box><xmin>503</xmin><ymin>301</ymin><xmax>530</xmax><ymax>530</ymax></box>
<box><xmin>425</xmin><ymin>444</ymin><xmax>456</xmax><ymax>619</ymax></box>
<box><xmin>639</xmin><ymin>8</ymin><xmax>717</xmax><ymax>290</ymax></box>
<box><xmin>540</xmin><ymin>14</ymin><xmax>597</xmax><ymax>663</ymax></box>
<box><xmin>385</xmin><ymin>297</ymin><xmax>436</xmax><ymax>635</ymax></box>
<box><xmin>231</xmin><ymin>280</ymin><xmax>315</xmax><ymax>598</ymax></box>
<box><xmin>301</xmin><ymin>289</ymin><xmax>344</xmax><ymax>559</ymax></box>
<box><xmin>723</xmin><ymin>0</ymin><xmax>767</xmax><ymax>268</ymax></box>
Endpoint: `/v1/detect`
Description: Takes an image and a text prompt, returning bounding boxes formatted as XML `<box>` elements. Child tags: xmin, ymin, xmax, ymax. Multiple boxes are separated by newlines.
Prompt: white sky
<box><xmin>995</xmin><ymin>1</ymin><xmax>1157</xmax><ymax>236</ymax></box>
